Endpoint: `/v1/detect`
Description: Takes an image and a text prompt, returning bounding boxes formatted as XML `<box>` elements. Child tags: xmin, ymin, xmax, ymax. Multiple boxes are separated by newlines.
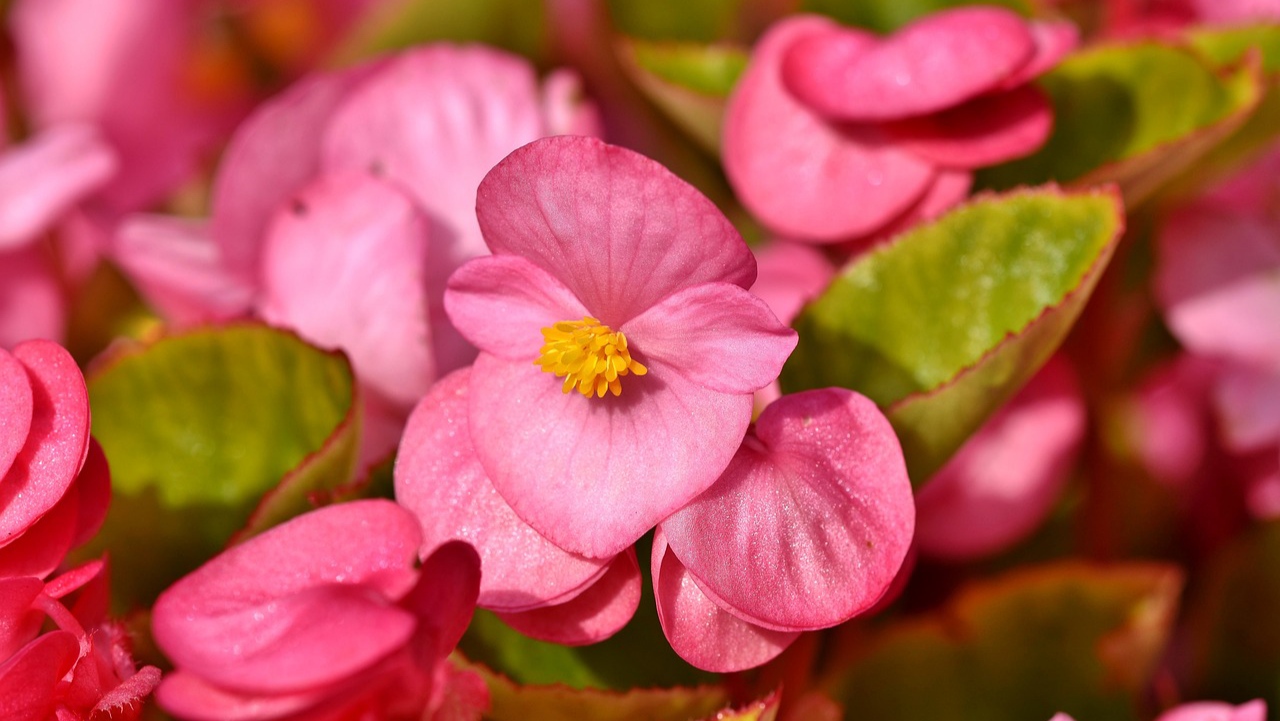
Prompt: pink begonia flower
<box><xmin>1054</xmin><ymin>699</ymin><xmax>1268</xmax><ymax>721</ymax></box>
<box><xmin>914</xmin><ymin>356</ymin><xmax>1086</xmax><ymax>560</ymax></box>
<box><xmin>654</xmin><ymin>388</ymin><xmax>914</xmax><ymax>671</ymax></box>
<box><xmin>724</xmin><ymin>8</ymin><xmax>1076</xmax><ymax>243</ymax></box>
<box><xmin>749</xmin><ymin>241</ymin><xmax>836</xmax><ymax>408</ymax></box>
<box><xmin>152</xmin><ymin>499</ymin><xmax>484</xmax><ymax>721</ymax></box>
<box><xmin>396</xmin><ymin>368</ymin><xmax>641</xmax><ymax>645</ymax></box>
<box><xmin>444</xmin><ymin>135</ymin><xmax>798</xmax><ymax>559</ymax></box>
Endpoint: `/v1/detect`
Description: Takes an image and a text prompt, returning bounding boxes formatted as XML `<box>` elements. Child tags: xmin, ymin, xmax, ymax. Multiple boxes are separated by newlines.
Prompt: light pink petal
<box><xmin>724</xmin><ymin>16</ymin><xmax>936</xmax><ymax>243</ymax></box>
<box><xmin>0</xmin><ymin>631</ymin><xmax>79</xmax><ymax>721</ymax></box>
<box><xmin>157</xmin><ymin>670</ymin><xmax>323</xmax><ymax>721</ymax></box>
<box><xmin>497</xmin><ymin>549</ymin><xmax>641</xmax><ymax>646</ymax></box>
<box><xmin>1213</xmin><ymin>363</ymin><xmax>1280</xmax><ymax>453</ymax></box>
<box><xmin>652</xmin><ymin>530</ymin><xmax>797</xmax><ymax>673</ymax></box>
<box><xmin>0</xmin><ymin>348</ymin><xmax>33</xmax><ymax>478</ymax></box>
<box><xmin>0</xmin><ymin>247</ymin><xmax>65</xmax><ymax>348</ymax></box>
<box><xmin>0</xmin><ymin>340</ymin><xmax>89</xmax><ymax>540</ymax></box>
<box><xmin>0</xmin><ymin>577</ymin><xmax>44</xmax><ymax>659</ymax></box>
<box><xmin>750</xmin><ymin>241</ymin><xmax>836</xmax><ymax>326</ymax></box>
<box><xmin>1000</xmin><ymin>22</ymin><xmax>1079</xmax><ymax>89</ymax></box>
<box><xmin>662</xmin><ymin>388</ymin><xmax>914</xmax><ymax>631</ymax></box>
<box><xmin>1192</xmin><ymin>0</ymin><xmax>1280</xmax><ymax>23</ymax></box>
<box><xmin>0</xmin><ymin>125</ymin><xmax>116</xmax><ymax>251</ymax></box>
<box><xmin>444</xmin><ymin>255</ymin><xmax>589</xmax><ymax>363</ymax></box>
<box><xmin>395</xmin><ymin>369</ymin><xmax>609</xmax><ymax>612</ymax></box>
<box><xmin>885</xmin><ymin>85</ymin><xmax>1053</xmax><ymax>169</ymax></box>
<box><xmin>475</xmin><ymin>135</ymin><xmax>757</xmax><ymax>324</ymax></box>
<box><xmin>914</xmin><ymin>357</ymin><xmax>1086</xmax><ymax>560</ymax></box>
<box><xmin>541</xmin><ymin>69</ymin><xmax>604</xmax><ymax>137</ymax></box>
<box><xmin>621</xmin><ymin>283</ymin><xmax>797</xmax><ymax>395</ymax></box>
<box><xmin>781</xmin><ymin>7</ymin><xmax>1034</xmax><ymax>122</ymax></box>
<box><xmin>113</xmin><ymin>215</ymin><xmax>254</xmax><ymax>327</ymax></box>
<box><xmin>1157</xmin><ymin>700</ymin><xmax>1268</xmax><ymax>721</ymax></box>
<box><xmin>257</xmin><ymin>173</ymin><xmax>434</xmax><ymax>410</ymax></box>
<box><xmin>470</xmin><ymin>352</ymin><xmax>752</xmax><ymax>559</ymax></box>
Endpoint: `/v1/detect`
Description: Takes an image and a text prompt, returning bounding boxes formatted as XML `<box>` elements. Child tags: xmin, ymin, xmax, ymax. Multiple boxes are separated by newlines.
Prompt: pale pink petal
<box><xmin>0</xmin><ymin>348</ymin><xmax>33</xmax><ymax>478</ymax></box>
<box><xmin>0</xmin><ymin>631</ymin><xmax>79</xmax><ymax>721</ymax></box>
<box><xmin>0</xmin><ymin>125</ymin><xmax>116</xmax><ymax>251</ymax></box>
<box><xmin>1157</xmin><ymin>700</ymin><xmax>1268</xmax><ymax>721</ymax></box>
<box><xmin>475</xmin><ymin>135</ymin><xmax>757</xmax><ymax>324</ymax></box>
<box><xmin>396</xmin><ymin>369</ymin><xmax>609</xmax><ymax>612</ymax></box>
<box><xmin>621</xmin><ymin>283</ymin><xmax>797</xmax><ymax>395</ymax></box>
<box><xmin>724</xmin><ymin>16</ymin><xmax>936</xmax><ymax>242</ymax></box>
<box><xmin>885</xmin><ymin>85</ymin><xmax>1053</xmax><ymax>169</ymax></box>
<box><xmin>258</xmin><ymin>173</ymin><xmax>434</xmax><ymax>410</ymax></box>
<box><xmin>914</xmin><ymin>357</ymin><xmax>1085</xmax><ymax>560</ymax></box>
<box><xmin>541</xmin><ymin>69</ymin><xmax>604</xmax><ymax>137</ymax></box>
<box><xmin>0</xmin><ymin>247</ymin><xmax>65</xmax><ymax>348</ymax></box>
<box><xmin>497</xmin><ymin>549</ymin><xmax>641</xmax><ymax>646</ymax></box>
<box><xmin>749</xmin><ymin>242</ymin><xmax>836</xmax><ymax>326</ymax></box>
<box><xmin>0</xmin><ymin>577</ymin><xmax>44</xmax><ymax>659</ymax></box>
<box><xmin>444</xmin><ymin>255</ymin><xmax>589</xmax><ymax>363</ymax></box>
<box><xmin>1213</xmin><ymin>363</ymin><xmax>1280</xmax><ymax>453</ymax></box>
<box><xmin>0</xmin><ymin>340</ymin><xmax>89</xmax><ymax>540</ymax></box>
<box><xmin>662</xmin><ymin>388</ymin><xmax>914</xmax><ymax>630</ymax></box>
<box><xmin>113</xmin><ymin>215</ymin><xmax>254</xmax><ymax>327</ymax></box>
<box><xmin>470</xmin><ymin>352</ymin><xmax>752</xmax><ymax>559</ymax></box>
<box><xmin>1000</xmin><ymin>22</ymin><xmax>1079</xmax><ymax>89</ymax></box>
<box><xmin>400</xmin><ymin>540</ymin><xmax>481</xmax><ymax>661</ymax></box>
<box><xmin>652</xmin><ymin>530</ymin><xmax>797</xmax><ymax>673</ymax></box>
<box><xmin>781</xmin><ymin>7</ymin><xmax>1034</xmax><ymax>122</ymax></box>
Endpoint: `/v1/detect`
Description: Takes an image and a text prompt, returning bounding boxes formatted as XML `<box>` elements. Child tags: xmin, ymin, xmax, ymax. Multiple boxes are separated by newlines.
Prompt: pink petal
<box><xmin>1128</xmin><ymin>357</ymin><xmax>1216</xmax><ymax>491</ymax></box>
<box><xmin>884</xmin><ymin>85</ymin><xmax>1053</xmax><ymax>169</ymax></box>
<box><xmin>69</xmin><ymin>438</ymin><xmax>110</xmax><ymax>548</ymax></box>
<box><xmin>1000</xmin><ymin>22</ymin><xmax>1079</xmax><ymax>89</ymax></box>
<box><xmin>157</xmin><ymin>670</ymin><xmax>323</xmax><ymax>721</ymax></box>
<box><xmin>400</xmin><ymin>540</ymin><xmax>481</xmax><ymax>662</ymax></box>
<box><xmin>257</xmin><ymin>173</ymin><xmax>434</xmax><ymax>410</ymax></box>
<box><xmin>395</xmin><ymin>369</ymin><xmax>609</xmax><ymax>612</ymax></box>
<box><xmin>0</xmin><ymin>631</ymin><xmax>79</xmax><ymax>721</ymax></box>
<box><xmin>112</xmin><ymin>215</ymin><xmax>254</xmax><ymax>327</ymax></box>
<box><xmin>475</xmin><ymin>135</ymin><xmax>756</xmax><ymax>325</ymax></box>
<box><xmin>662</xmin><ymin>388</ymin><xmax>914</xmax><ymax>631</ymax></box>
<box><xmin>749</xmin><ymin>241</ymin><xmax>836</xmax><ymax>326</ymax></box>
<box><xmin>541</xmin><ymin>69</ymin><xmax>604</xmax><ymax>137</ymax></box>
<box><xmin>469</xmin><ymin>352</ymin><xmax>752</xmax><ymax>559</ymax></box>
<box><xmin>1157</xmin><ymin>700</ymin><xmax>1268</xmax><ymax>721</ymax></box>
<box><xmin>1213</xmin><ymin>363</ymin><xmax>1280</xmax><ymax>453</ymax></box>
<box><xmin>497</xmin><ymin>549</ymin><xmax>641</xmax><ymax>646</ymax></box>
<box><xmin>0</xmin><ymin>577</ymin><xmax>45</xmax><ymax>659</ymax></box>
<box><xmin>866</xmin><ymin>168</ymin><xmax>972</xmax><ymax>243</ymax></box>
<box><xmin>652</xmin><ymin>530</ymin><xmax>797</xmax><ymax>673</ymax></box>
<box><xmin>0</xmin><ymin>340</ymin><xmax>89</xmax><ymax>541</ymax></box>
<box><xmin>0</xmin><ymin>125</ymin><xmax>116</xmax><ymax>251</ymax></box>
<box><xmin>621</xmin><ymin>283</ymin><xmax>797</xmax><ymax>395</ymax></box>
<box><xmin>444</xmin><ymin>255</ymin><xmax>589</xmax><ymax>363</ymax></box>
<box><xmin>0</xmin><ymin>348</ymin><xmax>34</xmax><ymax>478</ymax></box>
<box><xmin>781</xmin><ymin>7</ymin><xmax>1035</xmax><ymax>122</ymax></box>
<box><xmin>0</xmin><ymin>478</ymin><xmax>78</xmax><ymax>578</ymax></box>
<box><xmin>723</xmin><ymin>16</ymin><xmax>936</xmax><ymax>242</ymax></box>
<box><xmin>913</xmin><ymin>357</ymin><xmax>1086</xmax><ymax>560</ymax></box>
<box><xmin>0</xmin><ymin>247</ymin><xmax>65</xmax><ymax>348</ymax></box>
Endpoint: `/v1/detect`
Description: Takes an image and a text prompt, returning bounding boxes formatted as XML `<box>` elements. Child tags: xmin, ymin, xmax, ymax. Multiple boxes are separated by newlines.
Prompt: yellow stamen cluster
<box><xmin>535</xmin><ymin>317</ymin><xmax>648</xmax><ymax>398</ymax></box>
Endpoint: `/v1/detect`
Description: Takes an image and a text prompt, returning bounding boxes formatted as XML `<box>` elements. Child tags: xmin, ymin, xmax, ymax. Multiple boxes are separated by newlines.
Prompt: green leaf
<box><xmin>800</xmin><ymin>0</ymin><xmax>1030</xmax><ymax>34</ymax></box>
<box><xmin>82</xmin><ymin>324</ymin><xmax>359</xmax><ymax>608</ymax></box>
<box><xmin>978</xmin><ymin>41</ymin><xmax>1262</xmax><ymax>206</ymax></box>
<box><xmin>333</xmin><ymin>0</ymin><xmax>546</xmax><ymax>65</ymax></box>
<box><xmin>618</xmin><ymin>39</ymin><xmax>747</xmax><ymax>153</ymax></box>
<box><xmin>822</xmin><ymin>563</ymin><xmax>1183</xmax><ymax>721</ymax></box>
<box><xmin>606</xmin><ymin>0</ymin><xmax>745</xmax><ymax>42</ymax></box>
<box><xmin>781</xmin><ymin>187</ymin><xmax>1123</xmax><ymax>484</ymax></box>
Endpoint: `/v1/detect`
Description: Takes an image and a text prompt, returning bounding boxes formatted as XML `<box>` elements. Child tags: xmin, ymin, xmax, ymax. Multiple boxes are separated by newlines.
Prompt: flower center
<box><xmin>535</xmin><ymin>316</ymin><xmax>648</xmax><ymax>398</ymax></box>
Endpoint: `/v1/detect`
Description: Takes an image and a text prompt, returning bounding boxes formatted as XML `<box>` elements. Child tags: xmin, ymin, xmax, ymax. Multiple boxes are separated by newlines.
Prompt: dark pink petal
<box><xmin>0</xmin><ymin>631</ymin><xmax>79</xmax><ymax>721</ymax></box>
<box><xmin>0</xmin><ymin>125</ymin><xmax>116</xmax><ymax>251</ymax></box>
<box><xmin>395</xmin><ymin>369</ymin><xmax>609</xmax><ymax>612</ymax></box>
<box><xmin>1000</xmin><ymin>22</ymin><xmax>1079</xmax><ymax>89</ymax></box>
<box><xmin>1213</xmin><ymin>363</ymin><xmax>1280</xmax><ymax>453</ymax></box>
<box><xmin>497</xmin><ymin>549</ymin><xmax>641</xmax><ymax>646</ymax></box>
<box><xmin>69</xmin><ymin>438</ymin><xmax>110</xmax><ymax>549</ymax></box>
<box><xmin>651</xmin><ymin>530</ymin><xmax>797</xmax><ymax>672</ymax></box>
<box><xmin>475</xmin><ymin>135</ymin><xmax>757</xmax><ymax>325</ymax></box>
<box><xmin>1156</xmin><ymin>700</ymin><xmax>1268</xmax><ymax>721</ymax></box>
<box><xmin>0</xmin><ymin>247</ymin><xmax>65</xmax><ymax>349</ymax></box>
<box><xmin>885</xmin><ymin>85</ymin><xmax>1053</xmax><ymax>169</ymax></box>
<box><xmin>781</xmin><ymin>7</ymin><xmax>1034</xmax><ymax>122</ymax></box>
<box><xmin>723</xmin><ymin>16</ymin><xmax>936</xmax><ymax>242</ymax></box>
<box><xmin>112</xmin><ymin>215</ymin><xmax>254</xmax><ymax>327</ymax></box>
<box><xmin>621</xmin><ymin>283</ymin><xmax>797</xmax><ymax>395</ymax></box>
<box><xmin>444</xmin><ymin>256</ymin><xmax>589</xmax><ymax>363</ymax></box>
<box><xmin>0</xmin><ymin>577</ymin><xmax>44</xmax><ymax>659</ymax></box>
<box><xmin>469</xmin><ymin>352</ymin><xmax>752</xmax><ymax>559</ymax></box>
<box><xmin>401</xmin><ymin>540</ymin><xmax>481</xmax><ymax>662</ymax></box>
<box><xmin>0</xmin><ymin>348</ymin><xmax>33</xmax><ymax>478</ymax></box>
<box><xmin>258</xmin><ymin>173</ymin><xmax>434</xmax><ymax>410</ymax></box>
<box><xmin>662</xmin><ymin>388</ymin><xmax>914</xmax><ymax>630</ymax></box>
<box><xmin>914</xmin><ymin>358</ymin><xmax>1085</xmax><ymax>560</ymax></box>
<box><xmin>0</xmin><ymin>340</ymin><xmax>89</xmax><ymax>541</ymax></box>
<box><xmin>0</xmin><ymin>478</ymin><xmax>78</xmax><ymax>578</ymax></box>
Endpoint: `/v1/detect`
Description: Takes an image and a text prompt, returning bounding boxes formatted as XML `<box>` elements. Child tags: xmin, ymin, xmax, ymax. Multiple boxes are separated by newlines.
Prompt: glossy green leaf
<box><xmin>82</xmin><ymin>324</ymin><xmax>359</xmax><ymax>607</ymax></box>
<box><xmin>618</xmin><ymin>39</ymin><xmax>747</xmax><ymax>153</ymax></box>
<box><xmin>781</xmin><ymin>187</ymin><xmax>1123</xmax><ymax>484</ymax></box>
<box><xmin>978</xmin><ymin>41</ymin><xmax>1262</xmax><ymax>206</ymax></box>
<box><xmin>823</xmin><ymin>563</ymin><xmax>1183</xmax><ymax>721</ymax></box>
<box><xmin>801</xmin><ymin>0</ymin><xmax>1030</xmax><ymax>33</ymax></box>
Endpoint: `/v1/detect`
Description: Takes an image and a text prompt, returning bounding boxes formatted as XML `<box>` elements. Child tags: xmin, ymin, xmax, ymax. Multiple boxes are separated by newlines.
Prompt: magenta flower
<box><xmin>748</xmin><ymin>240</ymin><xmax>835</xmax><ymax>408</ymax></box>
<box><xmin>724</xmin><ymin>8</ymin><xmax>1076</xmax><ymax>243</ymax></box>
<box><xmin>443</xmin><ymin>135</ymin><xmax>797</xmax><ymax>558</ymax></box>
<box><xmin>152</xmin><ymin>500</ymin><xmax>482</xmax><ymax>721</ymax></box>
<box><xmin>652</xmin><ymin>388</ymin><xmax>914</xmax><ymax>671</ymax></box>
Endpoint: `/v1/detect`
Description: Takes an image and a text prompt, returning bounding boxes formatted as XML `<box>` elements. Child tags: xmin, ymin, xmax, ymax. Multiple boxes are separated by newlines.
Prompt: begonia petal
<box><xmin>395</xmin><ymin>369</ymin><xmax>609</xmax><ymax>612</ymax></box>
<box><xmin>0</xmin><ymin>479</ymin><xmax>78</xmax><ymax>578</ymax></box>
<box><xmin>258</xmin><ymin>173</ymin><xmax>434</xmax><ymax>410</ymax></box>
<box><xmin>157</xmin><ymin>670</ymin><xmax>322</xmax><ymax>721</ymax></box>
<box><xmin>723</xmin><ymin>16</ymin><xmax>935</xmax><ymax>242</ymax></box>
<box><xmin>470</xmin><ymin>352</ymin><xmax>752</xmax><ymax>559</ymax></box>
<box><xmin>621</xmin><ymin>283</ymin><xmax>797</xmax><ymax>395</ymax></box>
<box><xmin>69</xmin><ymin>438</ymin><xmax>110</xmax><ymax>548</ymax></box>
<box><xmin>1213</xmin><ymin>363</ymin><xmax>1280</xmax><ymax>453</ymax></box>
<box><xmin>0</xmin><ymin>247</ymin><xmax>65</xmax><ymax>349</ymax></box>
<box><xmin>662</xmin><ymin>388</ymin><xmax>913</xmax><ymax>630</ymax></box>
<box><xmin>652</xmin><ymin>530</ymin><xmax>797</xmax><ymax>673</ymax></box>
<box><xmin>750</xmin><ymin>242</ymin><xmax>836</xmax><ymax>326</ymax></box>
<box><xmin>403</xmin><ymin>540</ymin><xmax>481</xmax><ymax>662</ymax></box>
<box><xmin>885</xmin><ymin>85</ymin><xmax>1053</xmax><ymax>169</ymax></box>
<box><xmin>781</xmin><ymin>7</ymin><xmax>1034</xmax><ymax>122</ymax></box>
<box><xmin>444</xmin><ymin>255</ymin><xmax>590</xmax><ymax>363</ymax></box>
<box><xmin>497</xmin><ymin>549</ymin><xmax>641</xmax><ymax>646</ymax></box>
<box><xmin>1157</xmin><ymin>700</ymin><xmax>1268</xmax><ymax>721</ymax></box>
<box><xmin>0</xmin><ymin>341</ymin><xmax>89</xmax><ymax>541</ymax></box>
<box><xmin>0</xmin><ymin>125</ymin><xmax>116</xmax><ymax>251</ymax></box>
<box><xmin>0</xmin><ymin>577</ymin><xmax>44</xmax><ymax>659</ymax></box>
<box><xmin>541</xmin><ymin>69</ymin><xmax>604</xmax><ymax>137</ymax></box>
<box><xmin>0</xmin><ymin>631</ymin><xmax>79</xmax><ymax>721</ymax></box>
<box><xmin>1000</xmin><ymin>22</ymin><xmax>1079</xmax><ymax>89</ymax></box>
<box><xmin>0</xmin><ymin>349</ymin><xmax>33</xmax><ymax>478</ymax></box>
<box><xmin>475</xmin><ymin>135</ymin><xmax>756</xmax><ymax>324</ymax></box>
<box><xmin>868</xmin><ymin>168</ymin><xmax>973</xmax><ymax>243</ymax></box>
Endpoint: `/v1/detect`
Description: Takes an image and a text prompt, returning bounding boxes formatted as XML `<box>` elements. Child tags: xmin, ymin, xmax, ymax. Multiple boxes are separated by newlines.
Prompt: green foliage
<box><xmin>335</xmin><ymin>0</ymin><xmax>547</xmax><ymax>65</ymax></box>
<box><xmin>800</xmin><ymin>0</ymin><xmax>1030</xmax><ymax>34</ymax></box>
<box><xmin>618</xmin><ymin>39</ymin><xmax>747</xmax><ymax>153</ymax></box>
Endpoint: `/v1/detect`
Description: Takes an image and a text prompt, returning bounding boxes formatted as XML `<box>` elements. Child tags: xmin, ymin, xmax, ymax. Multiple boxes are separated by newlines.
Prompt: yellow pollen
<box><xmin>535</xmin><ymin>316</ymin><xmax>648</xmax><ymax>398</ymax></box>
